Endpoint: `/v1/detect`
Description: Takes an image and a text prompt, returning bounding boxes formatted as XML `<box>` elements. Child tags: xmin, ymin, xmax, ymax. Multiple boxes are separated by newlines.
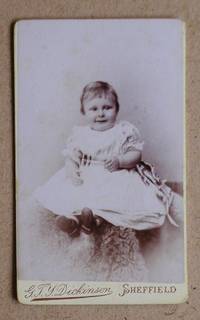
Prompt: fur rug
<box><xmin>17</xmin><ymin>193</ymin><xmax>184</xmax><ymax>282</ymax></box>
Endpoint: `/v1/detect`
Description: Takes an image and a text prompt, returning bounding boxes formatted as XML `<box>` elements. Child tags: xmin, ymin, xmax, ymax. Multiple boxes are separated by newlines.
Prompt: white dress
<box><xmin>35</xmin><ymin>121</ymin><xmax>176</xmax><ymax>231</ymax></box>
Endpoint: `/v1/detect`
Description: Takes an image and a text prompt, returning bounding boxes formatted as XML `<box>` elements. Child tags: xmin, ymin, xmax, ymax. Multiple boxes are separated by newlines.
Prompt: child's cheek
<box><xmin>86</xmin><ymin>113</ymin><xmax>93</xmax><ymax>121</ymax></box>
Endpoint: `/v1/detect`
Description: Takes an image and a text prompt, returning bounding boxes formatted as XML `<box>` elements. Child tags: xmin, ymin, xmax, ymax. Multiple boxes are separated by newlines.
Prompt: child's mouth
<box><xmin>96</xmin><ymin>119</ymin><xmax>107</xmax><ymax>122</ymax></box>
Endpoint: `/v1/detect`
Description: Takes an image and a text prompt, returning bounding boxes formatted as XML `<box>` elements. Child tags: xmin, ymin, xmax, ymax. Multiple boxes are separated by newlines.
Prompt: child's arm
<box><xmin>65</xmin><ymin>150</ymin><xmax>83</xmax><ymax>185</ymax></box>
<box><xmin>118</xmin><ymin>150</ymin><xmax>142</xmax><ymax>169</ymax></box>
<box><xmin>104</xmin><ymin>150</ymin><xmax>141</xmax><ymax>172</ymax></box>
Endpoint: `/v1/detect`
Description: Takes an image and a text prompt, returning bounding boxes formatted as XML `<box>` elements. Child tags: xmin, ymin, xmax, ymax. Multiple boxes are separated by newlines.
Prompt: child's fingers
<box><xmin>105</xmin><ymin>159</ymin><xmax>111</xmax><ymax>163</ymax></box>
<box><xmin>105</xmin><ymin>164</ymin><xmax>114</xmax><ymax>172</ymax></box>
<box><xmin>107</xmin><ymin>167</ymin><xmax>113</xmax><ymax>172</ymax></box>
<box><xmin>104</xmin><ymin>162</ymin><xmax>112</xmax><ymax>169</ymax></box>
<box><xmin>104</xmin><ymin>159</ymin><xmax>113</xmax><ymax>166</ymax></box>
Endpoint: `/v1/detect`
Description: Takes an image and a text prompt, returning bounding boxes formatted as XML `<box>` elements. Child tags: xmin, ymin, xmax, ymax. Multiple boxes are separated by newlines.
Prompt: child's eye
<box><xmin>90</xmin><ymin>106</ymin><xmax>97</xmax><ymax>111</ymax></box>
<box><xmin>103</xmin><ymin>105</ymin><xmax>113</xmax><ymax>110</ymax></box>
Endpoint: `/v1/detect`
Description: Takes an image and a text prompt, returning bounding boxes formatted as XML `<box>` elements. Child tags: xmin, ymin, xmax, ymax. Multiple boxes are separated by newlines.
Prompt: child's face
<box><xmin>83</xmin><ymin>96</ymin><xmax>117</xmax><ymax>131</ymax></box>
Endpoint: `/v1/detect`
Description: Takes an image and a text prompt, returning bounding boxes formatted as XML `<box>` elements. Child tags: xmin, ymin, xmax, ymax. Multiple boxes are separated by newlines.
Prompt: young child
<box><xmin>35</xmin><ymin>81</ymin><xmax>179</xmax><ymax>238</ymax></box>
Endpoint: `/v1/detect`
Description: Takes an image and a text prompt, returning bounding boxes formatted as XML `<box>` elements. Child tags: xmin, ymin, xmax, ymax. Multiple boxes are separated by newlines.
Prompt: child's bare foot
<box><xmin>80</xmin><ymin>207</ymin><xmax>94</xmax><ymax>234</ymax></box>
<box><xmin>55</xmin><ymin>216</ymin><xmax>80</xmax><ymax>237</ymax></box>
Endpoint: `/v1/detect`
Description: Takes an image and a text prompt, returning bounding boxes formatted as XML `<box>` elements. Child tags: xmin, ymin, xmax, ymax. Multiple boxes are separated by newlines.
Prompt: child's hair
<box><xmin>80</xmin><ymin>81</ymin><xmax>120</xmax><ymax>114</ymax></box>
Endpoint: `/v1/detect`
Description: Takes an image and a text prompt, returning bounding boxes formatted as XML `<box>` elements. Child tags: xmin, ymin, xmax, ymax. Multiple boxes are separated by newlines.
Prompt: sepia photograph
<box><xmin>15</xmin><ymin>19</ymin><xmax>186</xmax><ymax>303</ymax></box>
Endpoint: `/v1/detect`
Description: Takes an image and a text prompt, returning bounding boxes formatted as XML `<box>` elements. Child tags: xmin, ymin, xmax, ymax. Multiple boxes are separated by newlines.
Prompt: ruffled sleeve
<box><xmin>119</xmin><ymin>121</ymin><xmax>144</xmax><ymax>154</ymax></box>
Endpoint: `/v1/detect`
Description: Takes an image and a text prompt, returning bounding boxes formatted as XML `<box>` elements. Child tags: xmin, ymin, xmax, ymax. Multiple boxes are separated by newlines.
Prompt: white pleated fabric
<box><xmin>35</xmin><ymin>121</ymin><xmax>173</xmax><ymax>230</ymax></box>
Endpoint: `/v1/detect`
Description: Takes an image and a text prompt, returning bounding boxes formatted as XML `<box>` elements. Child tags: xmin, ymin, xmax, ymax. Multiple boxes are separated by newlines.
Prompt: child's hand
<box><xmin>71</xmin><ymin>176</ymin><xmax>83</xmax><ymax>186</ymax></box>
<box><xmin>71</xmin><ymin>149</ymin><xmax>83</xmax><ymax>165</ymax></box>
<box><xmin>104</xmin><ymin>156</ymin><xmax>120</xmax><ymax>172</ymax></box>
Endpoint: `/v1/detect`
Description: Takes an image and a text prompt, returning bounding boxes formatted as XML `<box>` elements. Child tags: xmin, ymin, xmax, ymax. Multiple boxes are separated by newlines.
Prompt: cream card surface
<box><xmin>15</xmin><ymin>19</ymin><xmax>187</xmax><ymax>304</ymax></box>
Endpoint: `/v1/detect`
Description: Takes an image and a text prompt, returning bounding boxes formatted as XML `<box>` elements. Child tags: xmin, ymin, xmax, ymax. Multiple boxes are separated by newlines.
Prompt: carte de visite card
<box><xmin>15</xmin><ymin>19</ymin><xmax>187</xmax><ymax>304</ymax></box>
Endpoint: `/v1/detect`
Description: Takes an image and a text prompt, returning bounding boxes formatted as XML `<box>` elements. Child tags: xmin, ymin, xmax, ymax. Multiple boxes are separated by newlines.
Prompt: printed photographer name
<box><xmin>24</xmin><ymin>282</ymin><xmax>177</xmax><ymax>301</ymax></box>
<box><xmin>119</xmin><ymin>284</ymin><xmax>177</xmax><ymax>297</ymax></box>
<box><xmin>24</xmin><ymin>283</ymin><xmax>113</xmax><ymax>300</ymax></box>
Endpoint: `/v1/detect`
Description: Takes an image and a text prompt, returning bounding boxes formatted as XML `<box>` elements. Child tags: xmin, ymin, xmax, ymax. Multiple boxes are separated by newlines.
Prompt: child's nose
<box><xmin>98</xmin><ymin>109</ymin><xmax>104</xmax><ymax>117</ymax></box>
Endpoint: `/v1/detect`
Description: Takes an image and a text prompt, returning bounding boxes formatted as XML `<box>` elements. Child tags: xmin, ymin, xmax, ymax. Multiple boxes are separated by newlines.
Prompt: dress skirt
<box><xmin>35</xmin><ymin>162</ymin><xmax>169</xmax><ymax>231</ymax></box>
